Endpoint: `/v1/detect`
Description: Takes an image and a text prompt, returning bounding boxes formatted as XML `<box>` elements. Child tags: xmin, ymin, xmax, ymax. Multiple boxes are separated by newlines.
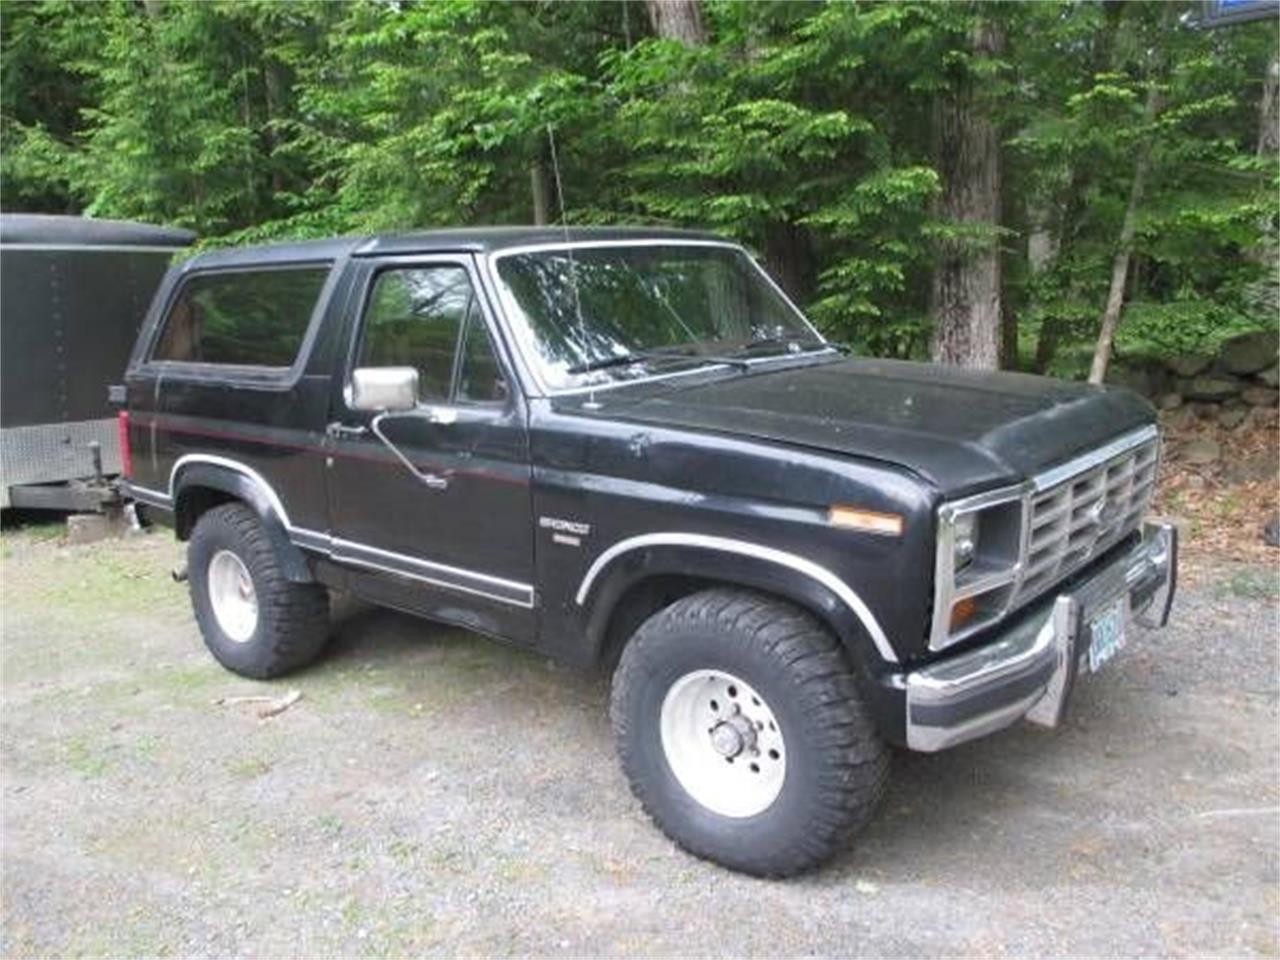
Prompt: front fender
<box><xmin>578</xmin><ymin>535</ymin><xmax>895</xmax><ymax>669</ymax></box>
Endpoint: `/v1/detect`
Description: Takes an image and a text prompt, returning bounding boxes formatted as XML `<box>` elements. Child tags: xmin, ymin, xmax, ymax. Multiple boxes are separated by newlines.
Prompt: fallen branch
<box><xmin>257</xmin><ymin>689</ymin><xmax>302</xmax><ymax>719</ymax></box>
<box><xmin>213</xmin><ymin>689</ymin><xmax>303</xmax><ymax>719</ymax></box>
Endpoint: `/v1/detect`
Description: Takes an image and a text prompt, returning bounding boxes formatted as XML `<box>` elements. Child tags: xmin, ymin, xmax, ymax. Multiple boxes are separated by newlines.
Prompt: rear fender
<box><xmin>173</xmin><ymin>461</ymin><xmax>314</xmax><ymax>583</ymax></box>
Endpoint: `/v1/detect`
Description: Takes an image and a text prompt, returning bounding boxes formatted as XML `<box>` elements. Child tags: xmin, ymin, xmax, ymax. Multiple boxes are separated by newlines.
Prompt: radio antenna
<box><xmin>546</xmin><ymin>122</ymin><xmax>592</xmax><ymax>399</ymax></box>
<box><xmin>546</xmin><ymin>123</ymin><xmax>571</xmax><ymax>242</ymax></box>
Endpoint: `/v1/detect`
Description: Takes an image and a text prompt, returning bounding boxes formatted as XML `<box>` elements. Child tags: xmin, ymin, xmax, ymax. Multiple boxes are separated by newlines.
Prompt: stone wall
<box><xmin>1105</xmin><ymin>328</ymin><xmax>1279</xmax><ymax>431</ymax></box>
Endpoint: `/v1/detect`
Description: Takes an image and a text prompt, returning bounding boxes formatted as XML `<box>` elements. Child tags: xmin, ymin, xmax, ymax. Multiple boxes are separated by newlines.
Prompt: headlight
<box><xmin>931</xmin><ymin>487</ymin><xmax>1027</xmax><ymax>651</ymax></box>
<box><xmin>952</xmin><ymin>513</ymin><xmax>979</xmax><ymax>571</ymax></box>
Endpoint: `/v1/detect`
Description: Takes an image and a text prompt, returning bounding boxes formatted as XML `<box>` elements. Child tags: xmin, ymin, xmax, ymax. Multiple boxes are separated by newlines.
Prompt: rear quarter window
<box><xmin>151</xmin><ymin>266</ymin><xmax>329</xmax><ymax>367</ymax></box>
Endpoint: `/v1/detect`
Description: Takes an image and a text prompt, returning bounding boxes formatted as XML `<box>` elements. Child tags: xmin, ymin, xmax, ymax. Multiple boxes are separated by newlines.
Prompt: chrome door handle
<box><xmin>326</xmin><ymin>421</ymin><xmax>367</xmax><ymax>439</ymax></box>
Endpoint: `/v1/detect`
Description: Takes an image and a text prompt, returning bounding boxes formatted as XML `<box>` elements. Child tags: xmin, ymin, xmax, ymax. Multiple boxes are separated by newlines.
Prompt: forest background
<box><xmin>2</xmin><ymin>0</ymin><xmax>1277</xmax><ymax>381</ymax></box>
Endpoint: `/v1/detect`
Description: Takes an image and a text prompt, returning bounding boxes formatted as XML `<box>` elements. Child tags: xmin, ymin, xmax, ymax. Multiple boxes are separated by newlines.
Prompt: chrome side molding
<box><xmin>158</xmin><ymin>454</ymin><xmax>534</xmax><ymax>609</ymax></box>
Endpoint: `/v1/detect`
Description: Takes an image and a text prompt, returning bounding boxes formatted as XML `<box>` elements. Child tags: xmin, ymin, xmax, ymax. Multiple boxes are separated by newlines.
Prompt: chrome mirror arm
<box><xmin>369</xmin><ymin>412</ymin><xmax>449</xmax><ymax>491</ymax></box>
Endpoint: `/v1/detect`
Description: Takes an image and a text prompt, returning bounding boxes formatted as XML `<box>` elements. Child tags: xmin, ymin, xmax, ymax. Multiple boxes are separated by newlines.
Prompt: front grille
<box><xmin>1014</xmin><ymin>437</ymin><xmax>1160</xmax><ymax>606</ymax></box>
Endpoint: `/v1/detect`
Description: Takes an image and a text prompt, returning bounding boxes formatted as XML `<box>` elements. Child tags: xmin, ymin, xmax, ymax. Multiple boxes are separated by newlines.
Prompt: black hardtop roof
<box><xmin>0</xmin><ymin>213</ymin><xmax>195</xmax><ymax>247</ymax></box>
<box><xmin>180</xmin><ymin>226</ymin><xmax>731</xmax><ymax>271</ymax></box>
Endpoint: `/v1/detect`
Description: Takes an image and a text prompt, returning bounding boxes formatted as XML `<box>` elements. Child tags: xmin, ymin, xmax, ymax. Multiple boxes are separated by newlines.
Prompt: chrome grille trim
<box><xmin>929</xmin><ymin>424</ymin><xmax>1160</xmax><ymax>653</ymax></box>
<box><xmin>1014</xmin><ymin>429</ymin><xmax>1160</xmax><ymax>608</ymax></box>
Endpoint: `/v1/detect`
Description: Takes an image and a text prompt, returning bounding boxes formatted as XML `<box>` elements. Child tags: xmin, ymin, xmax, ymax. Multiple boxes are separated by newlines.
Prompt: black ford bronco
<box><xmin>121</xmin><ymin>227</ymin><xmax>1177</xmax><ymax>877</ymax></box>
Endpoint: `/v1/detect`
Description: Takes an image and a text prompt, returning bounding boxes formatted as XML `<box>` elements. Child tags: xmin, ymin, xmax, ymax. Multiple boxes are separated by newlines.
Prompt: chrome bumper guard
<box><xmin>905</xmin><ymin>521</ymin><xmax>1177</xmax><ymax>753</ymax></box>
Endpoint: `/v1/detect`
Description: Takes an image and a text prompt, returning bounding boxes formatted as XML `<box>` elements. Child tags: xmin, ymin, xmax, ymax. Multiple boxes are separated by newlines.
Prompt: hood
<box><xmin>555</xmin><ymin>356</ymin><xmax>1156</xmax><ymax>496</ymax></box>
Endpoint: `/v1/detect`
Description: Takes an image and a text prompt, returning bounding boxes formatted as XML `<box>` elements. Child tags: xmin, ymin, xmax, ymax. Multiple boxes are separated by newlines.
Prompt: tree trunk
<box><xmin>929</xmin><ymin>17</ymin><xmax>1004</xmax><ymax>369</ymax></box>
<box><xmin>1260</xmin><ymin>52</ymin><xmax>1279</xmax><ymax>157</ymax></box>
<box><xmin>1022</xmin><ymin>198</ymin><xmax>1059</xmax><ymax>369</ymax></box>
<box><xmin>998</xmin><ymin>142</ymin><xmax>1023</xmax><ymax>370</ymax></box>
<box><xmin>530</xmin><ymin>160</ymin><xmax>553</xmax><ymax>226</ymax></box>
<box><xmin>264</xmin><ymin>60</ymin><xmax>287</xmax><ymax>194</ymax></box>
<box><xmin>1026</xmin><ymin>198</ymin><xmax>1058</xmax><ymax>274</ymax></box>
<box><xmin>644</xmin><ymin>0</ymin><xmax>707</xmax><ymax>45</ymax></box>
<box><xmin>763</xmin><ymin>222</ymin><xmax>816</xmax><ymax>305</ymax></box>
<box><xmin>1087</xmin><ymin>85</ymin><xmax>1163</xmax><ymax>385</ymax></box>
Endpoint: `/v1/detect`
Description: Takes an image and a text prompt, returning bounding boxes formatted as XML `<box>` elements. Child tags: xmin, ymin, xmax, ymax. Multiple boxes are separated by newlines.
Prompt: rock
<box><xmin>1247</xmin><ymin>406</ymin><xmax>1280</xmax><ymax>430</ymax></box>
<box><xmin>1227</xmin><ymin>452</ymin><xmax>1277</xmax><ymax>484</ymax></box>
<box><xmin>1219</xmin><ymin>329</ymin><xmax>1280</xmax><ymax>375</ymax></box>
<box><xmin>1265</xmin><ymin>514</ymin><xmax>1280</xmax><ymax>549</ymax></box>
<box><xmin>1105</xmin><ymin>364</ymin><xmax>1154</xmax><ymax>397</ymax></box>
<box><xmin>66</xmin><ymin>514</ymin><xmax>111</xmax><ymax>544</ymax></box>
<box><xmin>1184</xmin><ymin>376</ymin><xmax>1242</xmax><ymax>402</ymax></box>
<box><xmin>1160</xmin><ymin>406</ymin><xmax>1197</xmax><ymax>430</ymax></box>
<box><xmin>1158</xmin><ymin>392</ymin><xmax>1183</xmax><ymax>410</ymax></box>
<box><xmin>1166</xmin><ymin>354</ymin><xmax>1212</xmax><ymax>377</ymax></box>
<box><xmin>1179</xmin><ymin>437</ymin><xmax>1221</xmax><ymax>465</ymax></box>
<box><xmin>1259</xmin><ymin>363</ymin><xmax>1279</xmax><ymax>388</ymax></box>
<box><xmin>1242</xmin><ymin>385</ymin><xmax>1279</xmax><ymax>407</ymax></box>
<box><xmin>1217</xmin><ymin>406</ymin><xmax>1248</xmax><ymax>429</ymax></box>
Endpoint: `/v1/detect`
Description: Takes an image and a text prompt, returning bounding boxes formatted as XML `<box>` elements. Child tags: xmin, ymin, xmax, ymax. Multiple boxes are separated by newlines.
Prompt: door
<box><xmin>324</xmin><ymin>257</ymin><xmax>535</xmax><ymax>641</ymax></box>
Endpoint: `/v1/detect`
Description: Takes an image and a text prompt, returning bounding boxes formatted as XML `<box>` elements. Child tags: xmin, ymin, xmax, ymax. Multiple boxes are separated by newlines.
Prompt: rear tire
<box><xmin>611</xmin><ymin>588</ymin><xmax>888</xmax><ymax>877</ymax></box>
<box><xmin>188</xmin><ymin>502</ymin><xmax>329</xmax><ymax>679</ymax></box>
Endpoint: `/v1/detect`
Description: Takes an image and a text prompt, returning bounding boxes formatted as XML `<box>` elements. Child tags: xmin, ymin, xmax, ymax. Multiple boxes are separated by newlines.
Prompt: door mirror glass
<box><xmin>350</xmin><ymin>366</ymin><xmax>419</xmax><ymax>412</ymax></box>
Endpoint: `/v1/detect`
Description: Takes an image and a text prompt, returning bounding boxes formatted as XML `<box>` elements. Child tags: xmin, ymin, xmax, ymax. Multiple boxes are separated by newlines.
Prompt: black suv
<box><xmin>121</xmin><ymin>227</ymin><xmax>1177</xmax><ymax>876</ymax></box>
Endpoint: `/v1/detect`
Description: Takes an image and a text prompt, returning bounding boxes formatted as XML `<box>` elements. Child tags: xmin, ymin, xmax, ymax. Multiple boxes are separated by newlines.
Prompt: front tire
<box><xmin>188</xmin><ymin>502</ymin><xmax>330</xmax><ymax>679</ymax></box>
<box><xmin>611</xmin><ymin>588</ymin><xmax>889</xmax><ymax>877</ymax></box>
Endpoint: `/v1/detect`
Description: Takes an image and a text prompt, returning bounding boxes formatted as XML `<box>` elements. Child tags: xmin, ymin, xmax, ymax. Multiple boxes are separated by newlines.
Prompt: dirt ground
<box><xmin>1</xmin><ymin>524</ymin><xmax>1277</xmax><ymax>958</ymax></box>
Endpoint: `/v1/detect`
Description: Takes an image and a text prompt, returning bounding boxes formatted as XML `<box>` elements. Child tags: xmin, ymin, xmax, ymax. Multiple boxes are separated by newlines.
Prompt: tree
<box><xmin>644</xmin><ymin>0</ymin><xmax>706</xmax><ymax>46</ymax></box>
<box><xmin>1013</xmin><ymin>2</ymin><xmax>1275</xmax><ymax>375</ymax></box>
<box><xmin>929</xmin><ymin>12</ymin><xmax>1006</xmax><ymax>369</ymax></box>
<box><xmin>1</xmin><ymin>0</ymin><xmax>1274</xmax><ymax>375</ymax></box>
<box><xmin>1088</xmin><ymin>82</ymin><xmax>1164</xmax><ymax>383</ymax></box>
<box><xmin>1260</xmin><ymin>51</ymin><xmax>1279</xmax><ymax>156</ymax></box>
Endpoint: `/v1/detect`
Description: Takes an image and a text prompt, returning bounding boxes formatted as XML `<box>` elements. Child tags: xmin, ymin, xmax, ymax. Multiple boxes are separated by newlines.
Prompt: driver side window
<box><xmin>358</xmin><ymin>265</ymin><xmax>507</xmax><ymax>406</ymax></box>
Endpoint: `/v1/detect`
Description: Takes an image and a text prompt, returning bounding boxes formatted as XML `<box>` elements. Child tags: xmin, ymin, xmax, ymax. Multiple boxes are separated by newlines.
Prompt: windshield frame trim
<box><xmin>481</xmin><ymin>238</ymin><xmax>829</xmax><ymax>398</ymax></box>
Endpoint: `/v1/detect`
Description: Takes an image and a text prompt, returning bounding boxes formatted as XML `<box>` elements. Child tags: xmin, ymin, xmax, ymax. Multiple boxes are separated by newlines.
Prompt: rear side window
<box><xmin>152</xmin><ymin>267</ymin><xmax>329</xmax><ymax>367</ymax></box>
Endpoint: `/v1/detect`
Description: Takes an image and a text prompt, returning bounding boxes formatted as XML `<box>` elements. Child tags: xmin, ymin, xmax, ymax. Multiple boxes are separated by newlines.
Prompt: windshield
<box><xmin>491</xmin><ymin>244</ymin><xmax>824</xmax><ymax>391</ymax></box>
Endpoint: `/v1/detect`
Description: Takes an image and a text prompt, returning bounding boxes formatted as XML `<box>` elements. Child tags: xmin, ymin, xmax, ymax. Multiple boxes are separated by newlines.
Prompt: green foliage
<box><xmin>1114</xmin><ymin>299</ymin><xmax>1262</xmax><ymax>356</ymax></box>
<box><xmin>1</xmin><ymin>0</ymin><xmax>1275</xmax><ymax>369</ymax></box>
<box><xmin>1009</xmin><ymin>1</ymin><xmax>1277</xmax><ymax>369</ymax></box>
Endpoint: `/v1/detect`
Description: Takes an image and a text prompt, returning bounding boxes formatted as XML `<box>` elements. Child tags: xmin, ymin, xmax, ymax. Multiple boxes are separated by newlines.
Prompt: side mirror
<box><xmin>350</xmin><ymin>366</ymin><xmax>419</xmax><ymax>413</ymax></box>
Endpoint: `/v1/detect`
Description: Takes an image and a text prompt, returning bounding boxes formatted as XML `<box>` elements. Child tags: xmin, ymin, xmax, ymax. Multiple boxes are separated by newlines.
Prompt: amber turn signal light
<box><xmin>950</xmin><ymin>596</ymin><xmax>977</xmax><ymax>632</ymax></box>
<box><xmin>827</xmin><ymin>505</ymin><xmax>904</xmax><ymax>536</ymax></box>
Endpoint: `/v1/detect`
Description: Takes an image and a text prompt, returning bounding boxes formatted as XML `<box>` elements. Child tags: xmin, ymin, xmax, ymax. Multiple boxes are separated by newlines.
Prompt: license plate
<box><xmin>1087</xmin><ymin>598</ymin><xmax>1127</xmax><ymax>673</ymax></box>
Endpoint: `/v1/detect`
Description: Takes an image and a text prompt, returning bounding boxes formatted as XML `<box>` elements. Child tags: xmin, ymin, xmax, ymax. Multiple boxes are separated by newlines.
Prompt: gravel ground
<box><xmin>2</xmin><ymin>525</ymin><xmax>1277</xmax><ymax>958</ymax></box>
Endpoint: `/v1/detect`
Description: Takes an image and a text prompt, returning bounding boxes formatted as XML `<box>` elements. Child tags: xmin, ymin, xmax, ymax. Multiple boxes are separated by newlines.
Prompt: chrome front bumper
<box><xmin>905</xmin><ymin>521</ymin><xmax>1177</xmax><ymax>752</ymax></box>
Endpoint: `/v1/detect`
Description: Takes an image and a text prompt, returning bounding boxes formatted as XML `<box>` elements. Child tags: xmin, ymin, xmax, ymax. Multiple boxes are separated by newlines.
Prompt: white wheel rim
<box><xmin>659</xmin><ymin>669</ymin><xmax>786</xmax><ymax>818</ymax></box>
<box><xmin>208</xmin><ymin>549</ymin><xmax>258</xmax><ymax>643</ymax></box>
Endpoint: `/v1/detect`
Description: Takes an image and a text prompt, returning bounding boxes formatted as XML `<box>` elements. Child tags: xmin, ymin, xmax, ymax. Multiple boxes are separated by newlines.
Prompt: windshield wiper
<box><xmin>567</xmin><ymin>344</ymin><xmax>753</xmax><ymax>376</ymax></box>
<box><xmin>566</xmin><ymin>346</ymin><xmax>699</xmax><ymax>376</ymax></box>
<box><xmin>731</xmin><ymin>333</ymin><xmax>833</xmax><ymax>356</ymax></box>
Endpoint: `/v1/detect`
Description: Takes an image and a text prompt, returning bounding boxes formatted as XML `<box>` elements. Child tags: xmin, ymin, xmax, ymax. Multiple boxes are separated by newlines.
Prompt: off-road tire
<box><xmin>188</xmin><ymin>502</ymin><xmax>329</xmax><ymax>679</ymax></box>
<box><xmin>611</xmin><ymin>587</ymin><xmax>889</xmax><ymax>877</ymax></box>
